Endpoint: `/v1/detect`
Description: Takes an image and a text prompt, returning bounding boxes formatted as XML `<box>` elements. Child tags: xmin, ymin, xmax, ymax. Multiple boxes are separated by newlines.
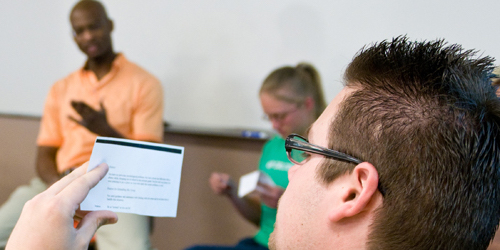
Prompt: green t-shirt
<box><xmin>253</xmin><ymin>135</ymin><xmax>293</xmax><ymax>247</ymax></box>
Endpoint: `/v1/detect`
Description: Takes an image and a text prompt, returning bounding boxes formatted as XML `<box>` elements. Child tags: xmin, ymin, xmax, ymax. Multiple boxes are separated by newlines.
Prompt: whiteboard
<box><xmin>1</xmin><ymin>0</ymin><xmax>499</xmax><ymax>131</ymax></box>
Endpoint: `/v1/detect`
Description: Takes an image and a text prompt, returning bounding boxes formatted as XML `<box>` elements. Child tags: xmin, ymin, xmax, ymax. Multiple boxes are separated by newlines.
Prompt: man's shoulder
<box><xmin>51</xmin><ymin>68</ymin><xmax>83</xmax><ymax>89</ymax></box>
<box><xmin>117</xmin><ymin>54</ymin><xmax>160</xmax><ymax>84</ymax></box>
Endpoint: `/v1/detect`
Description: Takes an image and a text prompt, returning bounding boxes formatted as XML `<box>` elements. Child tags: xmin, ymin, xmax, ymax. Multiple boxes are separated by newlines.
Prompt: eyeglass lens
<box><xmin>288</xmin><ymin>135</ymin><xmax>309</xmax><ymax>164</ymax></box>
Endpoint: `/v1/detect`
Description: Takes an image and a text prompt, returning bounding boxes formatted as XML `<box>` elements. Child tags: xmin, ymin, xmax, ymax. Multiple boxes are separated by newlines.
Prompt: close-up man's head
<box><xmin>271</xmin><ymin>37</ymin><xmax>500</xmax><ymax>250</ymax></box>
<box><xmin>70</xmin><ymin>0</ymin><xmax>114</xmax><ymax>59</ymax></box>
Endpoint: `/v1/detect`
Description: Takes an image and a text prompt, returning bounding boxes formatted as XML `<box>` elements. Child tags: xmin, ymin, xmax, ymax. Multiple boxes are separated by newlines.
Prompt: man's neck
<box><xmin>85</xmin><ymin>51</ymin><xmax>117</xmax><ymax>80</ymax></box>
<box><xmin>333</xmin><ymin>192</ymin><xmax>384</xmax><ymax>249</ymax></box>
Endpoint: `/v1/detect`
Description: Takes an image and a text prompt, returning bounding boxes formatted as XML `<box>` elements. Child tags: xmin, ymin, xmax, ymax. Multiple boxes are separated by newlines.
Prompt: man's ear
<box><xmin>327</xmin><ymin>162</ymin><xmax>379</xmax><ymax>222</ymax></box>
<box><xmin>108</xmin><ymin>19</ymin><xmax>114</xmax><ymax>32</ymax></box>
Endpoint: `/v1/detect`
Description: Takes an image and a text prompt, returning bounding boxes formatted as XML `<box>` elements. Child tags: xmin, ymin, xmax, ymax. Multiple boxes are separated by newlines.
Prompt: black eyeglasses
<box><xmin>285</xmin><ymin>133</ymin><xmax>385</xmax><ymax>196</ymax></box>
<box><xmin>285</xmin><ymin>133</ymin><xmax>362</xmax><ymax>165</ymax></box>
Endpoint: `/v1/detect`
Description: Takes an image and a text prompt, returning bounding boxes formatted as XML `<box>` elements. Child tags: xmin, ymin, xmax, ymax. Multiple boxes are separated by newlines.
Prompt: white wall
<box><xmin>1</xmin><ymin>0</ymin><xmax>499</xmax><ymax>131</ymax></box>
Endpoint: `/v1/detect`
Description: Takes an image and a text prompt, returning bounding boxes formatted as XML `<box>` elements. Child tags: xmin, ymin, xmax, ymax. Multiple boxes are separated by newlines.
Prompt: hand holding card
<box><xmin>237</xmin><ymin>170</ymin><xmax>276</xmax><ymax>198</ymax></box>
<box><xmin>80</xmin><ymin>137</ymin><xmax>184</xmax><ymax>217</ymax></box>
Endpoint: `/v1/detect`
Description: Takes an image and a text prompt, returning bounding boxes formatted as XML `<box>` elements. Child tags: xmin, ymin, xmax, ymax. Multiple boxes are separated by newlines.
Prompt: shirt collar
<box><xmin>80</xmin><ymin>53</ymin><xmax>125</xmax><ymax>88</ymax></box>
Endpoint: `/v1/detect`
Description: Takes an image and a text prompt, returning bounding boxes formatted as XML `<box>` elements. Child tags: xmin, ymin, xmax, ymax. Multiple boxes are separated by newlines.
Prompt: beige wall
<box><xmin>0</xmin><ymin>115</ymin><xmax>266</xmax><ymax>250</ymax></box>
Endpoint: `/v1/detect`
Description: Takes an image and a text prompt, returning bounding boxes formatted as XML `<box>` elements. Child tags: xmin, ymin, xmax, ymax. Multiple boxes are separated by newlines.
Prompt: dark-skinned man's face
<box><xmin>70</xmin><ymin>7</ymin><xmax>113</xmax><ymax>59</ymax></box>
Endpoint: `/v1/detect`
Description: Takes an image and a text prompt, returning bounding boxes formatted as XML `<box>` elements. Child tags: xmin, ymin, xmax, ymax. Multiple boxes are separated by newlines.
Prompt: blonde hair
<box><xmin>259</xmin><ymin>62</ymin><xmax>327</xmax><ymax>119</ymax></box>
<box><xmin>492</xmin><ymin>66</ymin><xmax>500</xmax><ymax>87</ymax></box>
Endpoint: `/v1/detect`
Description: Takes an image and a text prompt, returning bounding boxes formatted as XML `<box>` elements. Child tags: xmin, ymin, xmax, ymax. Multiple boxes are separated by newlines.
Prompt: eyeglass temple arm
<box><xmin>287</xmin><ymin>139</ymin><xmax>363</xmax><ymax>164</ymax></box>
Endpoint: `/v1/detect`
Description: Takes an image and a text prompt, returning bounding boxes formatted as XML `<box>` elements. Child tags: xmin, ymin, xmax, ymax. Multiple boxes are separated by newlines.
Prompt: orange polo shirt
<box><xmin>37</xmin><ymin>54</ymin><xmax>164</xmax><ymax>172</ymax></box>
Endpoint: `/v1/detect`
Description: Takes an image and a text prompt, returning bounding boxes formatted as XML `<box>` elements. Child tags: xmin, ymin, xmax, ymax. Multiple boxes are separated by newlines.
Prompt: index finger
<box><xmin>45</xmin><ymin>162</ymin><xmax>89</xmax><ymax>195</ymax></box>
<box><xmin>56</xmin><ymin>163</ymin><xmax>109</xmax><ymax>206</ymax></box>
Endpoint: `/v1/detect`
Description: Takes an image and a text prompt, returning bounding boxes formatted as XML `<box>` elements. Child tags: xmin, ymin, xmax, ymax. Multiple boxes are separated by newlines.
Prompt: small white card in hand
<box><xmin>80</xmin><ymin>137</ymin><xmax>184</xmax><ymax>217</ymax></box>
<box><xmin>238</xmin><ymin>170</ymin><xmax>275</xmax><ymax>198</ymax></box>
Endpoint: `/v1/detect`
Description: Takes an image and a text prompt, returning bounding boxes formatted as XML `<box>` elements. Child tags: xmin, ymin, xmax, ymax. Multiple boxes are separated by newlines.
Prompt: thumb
<box><xmin>76</xmin><ymin>210</ymin><xmax>118</xmax><ymax>242</ymax></box>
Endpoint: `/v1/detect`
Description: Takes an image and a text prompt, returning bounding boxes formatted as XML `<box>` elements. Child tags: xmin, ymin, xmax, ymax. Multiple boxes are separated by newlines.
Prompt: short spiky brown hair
<box><xmin>319</xmin><ymin>36</ymin><xmax>500</xmax><ymax>249</ymax></box>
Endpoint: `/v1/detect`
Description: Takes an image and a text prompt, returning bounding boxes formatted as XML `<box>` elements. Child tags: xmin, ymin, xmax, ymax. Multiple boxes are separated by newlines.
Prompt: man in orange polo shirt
<box><xmin>0</xmin><ymin>1</ymin><xmax>163</xmax><ymax>249</ymax></box>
